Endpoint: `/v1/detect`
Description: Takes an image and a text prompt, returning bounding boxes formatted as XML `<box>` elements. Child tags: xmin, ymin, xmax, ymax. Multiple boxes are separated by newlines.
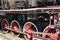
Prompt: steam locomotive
<box><xmin>0</xmin><ymin>1</ymin><xmax>60</xmax><ymax>39</ymax></box>
<box><xmin>0</xmin><ymin>8</ymin><xmax>59</xmax><ymax>40</ymax></box>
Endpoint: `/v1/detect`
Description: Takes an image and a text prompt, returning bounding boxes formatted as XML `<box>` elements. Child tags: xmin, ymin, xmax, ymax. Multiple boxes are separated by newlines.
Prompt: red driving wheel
<box><xmin>10</xmin><ymin>20</ymin><xmax>21</xmax><ymax>36</ymax></box>
<box><xmin>55</xmin><ymin>26</ymin><xmax>60</xmax><ymax>40</ymax></box>
<box><xmin>1</xmin><ymin>19</ymin><xmax>9</xmax><ymax>32</ymax></box>
<box><xmin>43</xmin><ymin>25</ymin><xmax>57</xmax><ymax>40</ymax></box>
<box><xmin>23</xmin><ymin>22</ymin><xmax>38</xmax><ymax>40</ymax></box>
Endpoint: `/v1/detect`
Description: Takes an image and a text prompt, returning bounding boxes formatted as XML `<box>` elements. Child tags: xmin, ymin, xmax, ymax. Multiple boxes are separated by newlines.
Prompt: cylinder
<box><xmin>1</xmin><ymin>19</ymin><xmax>9</xmax><ymax>33</ymax></box>
<box><xmin>10</xmin><ymin>20</ymin><xmax>21</xmax><ymax>36</ymax></box>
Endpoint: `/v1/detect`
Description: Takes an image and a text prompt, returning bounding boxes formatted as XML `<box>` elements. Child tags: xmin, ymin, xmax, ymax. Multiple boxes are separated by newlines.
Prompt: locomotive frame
<box><xmin>0</xmin><ymin>6</ymin><xmax>60</xmax><ymax>40</ymax></box>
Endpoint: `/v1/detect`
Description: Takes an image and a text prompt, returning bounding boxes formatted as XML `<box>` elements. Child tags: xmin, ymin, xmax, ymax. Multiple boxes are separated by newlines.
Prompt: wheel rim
<box><xmin>23</xmin><ymin>22</ymin><xmax>38</xmax><ymax>40</ymax></box>
<box><xmin>1</xmin><ymin>19</ymin><xmax>9</xmax><ymax>33</ymax></box>
<box><xmin>10</xmin><ymin>20</ymin><xmax>21</xmax><ymax>36</ymax></box>
<box><xmin>43</xmin><ymin>25</ymin><xmax>56</xmax><ymax>38</ymax></box>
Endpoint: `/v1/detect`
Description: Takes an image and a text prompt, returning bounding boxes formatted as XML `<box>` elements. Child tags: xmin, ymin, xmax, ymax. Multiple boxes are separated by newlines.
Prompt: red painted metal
<box><xmin>24</xmin><ymin>23</ymin><xmax>35</xmax><ymax>30</ymax></box>
<box><xmin>54</xmin><ymin>14</ymin><xmax>58</xmax><ymax>23</ymax></box>
<box><xmin>43</xmin><ymin>25</ymin><xmax>60</xmax><ymax>40</ymax></box>
<box><xmin>1</xmin><ymin>19</ymin><xmax>9</xmax><ymax>32</ymax></box>
<box><xmin>23</xmin><ymin>22</ymin><xmax>37</xmax><ymax>40</ymax></box>
<box><xmin>55</xmin><ymin>26</ymin><xmax>60</xmax><ymax>40</ymax></box>
<box><xmin>10</xmin><ymin>20</ymin><xmax>21</xmax><ymax>36</ymax></box>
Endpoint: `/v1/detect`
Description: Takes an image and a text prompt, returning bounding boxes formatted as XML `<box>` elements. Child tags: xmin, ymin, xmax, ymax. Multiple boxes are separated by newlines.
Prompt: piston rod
<box><xmin>5</xmin><ymin>27</ymin><xmax>57</xmax><ymax>36</ymax></box>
